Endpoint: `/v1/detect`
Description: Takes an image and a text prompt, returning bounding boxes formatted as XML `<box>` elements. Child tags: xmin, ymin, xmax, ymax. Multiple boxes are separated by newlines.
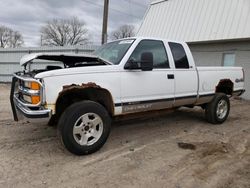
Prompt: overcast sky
<box><xmin>0</xmin><ymin>0</ymin><xmax>151</xmax><ymax>47</ymax></box>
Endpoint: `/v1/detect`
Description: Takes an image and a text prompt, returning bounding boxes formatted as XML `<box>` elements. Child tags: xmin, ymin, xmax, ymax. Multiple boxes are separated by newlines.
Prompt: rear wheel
<box><xmin>205</xmin><ymin>93</ymin><xmax>230</xmax><ymax>124</ymax></box>
<box><xmin>58</xmin><ymin>101</ymin><xmax>111</xmax><ymax>155</ymax></box>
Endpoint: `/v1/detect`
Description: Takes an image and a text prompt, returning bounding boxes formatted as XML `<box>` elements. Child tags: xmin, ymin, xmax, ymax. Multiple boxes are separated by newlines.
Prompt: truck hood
<box><xmin>34</xmin><ymin>64</ymin><xmax>118</xmax><ymax>79</ymax></box>
<box><xmin>20</xmin><ymin>53</ymin><xmax>104</xmax><ymax>67</ymax></box>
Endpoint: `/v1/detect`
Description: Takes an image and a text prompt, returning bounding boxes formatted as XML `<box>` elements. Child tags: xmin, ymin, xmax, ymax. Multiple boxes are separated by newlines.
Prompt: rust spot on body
<box><xmin>57</xmin><ymin>82</ymin><xmax>115</xmax><ymax>116</ymax></box>
<box><xmin>59</xmin><ymin>82</ymin><xmax>101</xmax><ymax>96</ymax></box>
<box><xmin>62</xmin><ymin>82</ymin><xmax>101</xmax><ymax>91</ymax></box>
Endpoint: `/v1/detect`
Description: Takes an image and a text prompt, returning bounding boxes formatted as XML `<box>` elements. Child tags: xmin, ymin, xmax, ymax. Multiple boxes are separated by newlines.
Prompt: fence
<box><xmin>0</xmin><ymin>45</ymin><xmax>98</xmax><ymax>82</ymax></box>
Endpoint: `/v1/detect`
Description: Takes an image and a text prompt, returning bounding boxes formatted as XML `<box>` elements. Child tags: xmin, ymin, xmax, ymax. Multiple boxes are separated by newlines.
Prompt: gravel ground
<box><xmin>0</xmin><ymin>83</ymin><xmax>249</xmax><ymax>188</ymax></box>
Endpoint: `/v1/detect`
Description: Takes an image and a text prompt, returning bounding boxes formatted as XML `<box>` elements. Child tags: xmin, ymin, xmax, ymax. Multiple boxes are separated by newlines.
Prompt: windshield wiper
<box><xmin>97</xmin><ymin>57</ymin><xmax>113</xmax><ymax>65</ymax></box>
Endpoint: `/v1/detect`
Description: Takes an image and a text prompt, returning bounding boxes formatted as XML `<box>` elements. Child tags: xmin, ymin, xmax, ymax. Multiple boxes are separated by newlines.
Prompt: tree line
<box><xmin>0</xmin><ymin>17</ymin><xmax>135</xmax><ymax>48</ymax></box>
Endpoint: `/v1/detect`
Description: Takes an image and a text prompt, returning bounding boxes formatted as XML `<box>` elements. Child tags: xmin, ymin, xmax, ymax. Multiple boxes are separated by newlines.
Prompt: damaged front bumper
<box><xmin>10</xmin><ymin>73</ymin><xmax>52</xmax><ymax>121</ymax></box>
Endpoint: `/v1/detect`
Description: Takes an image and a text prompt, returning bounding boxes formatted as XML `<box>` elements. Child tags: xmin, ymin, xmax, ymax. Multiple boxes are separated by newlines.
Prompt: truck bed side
<box><xmin>196</xmin><ymin>66</ymin><xmax>244</xmax><ymax>104</ymax></box>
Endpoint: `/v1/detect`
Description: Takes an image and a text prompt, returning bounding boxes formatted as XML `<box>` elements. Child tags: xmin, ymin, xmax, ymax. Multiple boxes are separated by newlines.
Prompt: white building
<box><xmin>138</xmin><ymin>0</ymin><xmax>250</xmax><ymax>99</ymax></box>
<box><xmin>0</xmin><ymin>46</ymin><xmax>97</xmax><ymax>82</ymax></box>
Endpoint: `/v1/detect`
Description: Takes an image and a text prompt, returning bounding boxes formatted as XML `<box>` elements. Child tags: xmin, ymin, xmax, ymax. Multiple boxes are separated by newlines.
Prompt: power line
<box><xmin>81</xmin><ymin>0</ymin><xmax>142</xmax><ymax>19</ymax></box>
<box><xmin>121</xmin><ymin>0</ymin><xmax>148</xmax><ymax>8</ymax></box>
<box><xmin>81</xmin><ymin>0</ymin><xmax>103</xmax><ymax>8</ymax></box>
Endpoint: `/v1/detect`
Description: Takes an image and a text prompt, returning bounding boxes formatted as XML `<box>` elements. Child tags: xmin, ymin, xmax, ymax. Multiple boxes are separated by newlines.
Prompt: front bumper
<box><xmin>10</xmin><ymin>74</ymin><xmax>51</xmax><ymax>121</ymax></box>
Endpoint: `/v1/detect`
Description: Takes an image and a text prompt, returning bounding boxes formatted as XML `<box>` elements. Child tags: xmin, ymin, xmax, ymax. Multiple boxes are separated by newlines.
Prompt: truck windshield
<box><xmin>95</xmin><ymin>39</ymin><xmax>135</xmax><ymax>65</ymax></box>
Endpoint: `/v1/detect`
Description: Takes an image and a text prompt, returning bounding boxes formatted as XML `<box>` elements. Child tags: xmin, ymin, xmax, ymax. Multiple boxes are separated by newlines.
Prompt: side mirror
<box><xmin>141</xmin><ymin>52</ymin><xmax>153</xmax><ymax>71</ymax></box>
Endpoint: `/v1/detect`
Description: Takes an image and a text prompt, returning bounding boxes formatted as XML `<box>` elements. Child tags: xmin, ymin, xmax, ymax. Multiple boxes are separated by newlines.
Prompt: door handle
<box><xmin>167</xmin><ymin>74</ymin><xmax>175</xmax><ymax>79</ymax></box>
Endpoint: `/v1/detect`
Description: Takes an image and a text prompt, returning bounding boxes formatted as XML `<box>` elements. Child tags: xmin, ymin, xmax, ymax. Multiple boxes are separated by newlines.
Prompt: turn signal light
<box><xmin>31</xmin><ymin>82</ymin><xmax>40</xmax><ymax>90</ymax></box>
<box><xmin>31</xmin><ymin>96</ymin><xmax>40</xmax><ymax>104</ymax></box>
<box><xmin>23</xmin><ymin>95</ymin><xmax>41</xmax><ymax>104</ymax></box>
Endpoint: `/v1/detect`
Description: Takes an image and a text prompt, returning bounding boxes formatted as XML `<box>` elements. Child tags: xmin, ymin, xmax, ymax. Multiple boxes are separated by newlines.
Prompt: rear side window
<box><xmin>169</xmin><ymin>42</ymin><xmax>189</xmax><ymax>69</ymax></box>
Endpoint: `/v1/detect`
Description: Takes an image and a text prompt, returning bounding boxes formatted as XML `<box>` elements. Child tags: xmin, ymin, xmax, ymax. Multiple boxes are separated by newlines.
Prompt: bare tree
<box><xmin>111</xmin><ymin>24</ymin><xmax>135</xmax><ymax>40</ymax></box>
<box><xmin>41</xmin><ymin>17</ymin><xmax>89</xmax><ymax>46</ymax></box>
<box><xmin>0</xmin><ymin>26</ymin><xmax>24</xmax><ymax>48</ymax></box>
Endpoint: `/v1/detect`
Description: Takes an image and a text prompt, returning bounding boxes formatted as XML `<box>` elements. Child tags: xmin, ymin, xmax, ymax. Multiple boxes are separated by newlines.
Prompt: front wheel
<box><xmin>58</xmin><ymin>101</ymin><xmax>111</xmax><ymax>155</ymax></box>
<box><xmin>205</xmin><ymin>93</ymin><xmax>230</xmax><ymax>124</ymax></box>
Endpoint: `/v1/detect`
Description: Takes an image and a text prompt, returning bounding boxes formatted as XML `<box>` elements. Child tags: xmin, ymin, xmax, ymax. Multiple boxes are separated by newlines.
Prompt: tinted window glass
<box><xmin>128</xmin><ymin>40</ymin><xmax>169</xmax><ymax>69</ymax></box>
<box><xmin>169</xmin><ymin>42</ymin><xmax>189</xmax><ymax>69</ymax></box>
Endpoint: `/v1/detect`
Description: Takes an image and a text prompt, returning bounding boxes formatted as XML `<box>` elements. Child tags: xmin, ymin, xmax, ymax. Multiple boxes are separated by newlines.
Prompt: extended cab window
<box><xmin>128</xmin><ymin>40</ymin><xmax>169</xmax><ymax>69</ymax></box>
<box><xmin>169</xmin><ymin>42</ymin><xmax>189</xmax><ymax>69</ymax></box>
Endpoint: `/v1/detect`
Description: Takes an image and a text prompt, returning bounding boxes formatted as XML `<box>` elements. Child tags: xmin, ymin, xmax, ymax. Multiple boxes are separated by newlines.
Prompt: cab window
<box><xmin>169</xmin><ymin>42</ymin><xmax>189</xmax><ymax>69</ymax></box>
<box><xmin>128</xmin><ymin>40</ymin><xmax>169</xmax><ymax>69</ymax></box>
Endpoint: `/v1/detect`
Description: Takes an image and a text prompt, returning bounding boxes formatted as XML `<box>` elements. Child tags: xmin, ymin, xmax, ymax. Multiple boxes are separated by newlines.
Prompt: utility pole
<box><xmin>101</xmin><ymin>0</ymin><xmax>109</xmax><ymax>44</ymax></box>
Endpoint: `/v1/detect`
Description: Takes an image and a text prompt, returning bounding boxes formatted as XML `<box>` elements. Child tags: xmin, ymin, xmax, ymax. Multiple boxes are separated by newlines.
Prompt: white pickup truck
<box><xmin>10</xmin><ymin>37</ymin><xmax>245</xmax><ymax>155</ymax></box>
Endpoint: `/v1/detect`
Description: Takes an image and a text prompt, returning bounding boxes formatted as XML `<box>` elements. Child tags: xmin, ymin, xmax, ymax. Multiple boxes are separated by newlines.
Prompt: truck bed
<box><xmin>197</xmin><ymin>66</ymin><xmax>244</xmax><ymax>96</ymax></box>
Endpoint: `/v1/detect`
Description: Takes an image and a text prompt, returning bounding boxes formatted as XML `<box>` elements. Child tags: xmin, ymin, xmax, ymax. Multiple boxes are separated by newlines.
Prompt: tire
<box><xmin>205</xmin><ymin>93</ymin><xmax>230</xmax><ymax>124</ymax></box>
<box><xmin>58</xmin><ymin>100</ymin><xmax>111</xmax><ymax>155</ymax></box>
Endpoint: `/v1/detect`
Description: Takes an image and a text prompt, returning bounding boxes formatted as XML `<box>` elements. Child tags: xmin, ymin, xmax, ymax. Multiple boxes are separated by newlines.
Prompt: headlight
<box><xmin>23</xmin><ymin>95</ymin><xmax>41</xmax><ymax>104</ymax></box>
<box><xmin>21</xmin><ymin>81</ymin><xmax>41</xmax><ymax>105</ymax></box>
<box><xmin>23</xmin><ymin>95</ymin><xmax>32</xmax><ymax>103</ymax></box>
<box><xmin>24</xmin><ymin>81</ymin><xmax>40</xmax><ymax>90</ymax></box>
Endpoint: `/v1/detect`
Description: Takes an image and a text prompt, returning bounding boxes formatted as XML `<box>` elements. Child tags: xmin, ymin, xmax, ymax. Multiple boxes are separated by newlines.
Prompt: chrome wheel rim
<box><xmin>73</xmin><ymin>113</ymin><xmax>103</xmax><ymax>146</ymax></box>
<box><xmin>216</xmin><ymin>99</ymin><xmax>228</xmax><ymax>119</ymax></box>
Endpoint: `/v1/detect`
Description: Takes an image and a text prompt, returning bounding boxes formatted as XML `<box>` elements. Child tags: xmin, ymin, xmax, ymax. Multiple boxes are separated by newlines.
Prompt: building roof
<box><xmin>137</xmin><ymin>0</ymin><xmax>250</xmax><ymax>43</ymax></box>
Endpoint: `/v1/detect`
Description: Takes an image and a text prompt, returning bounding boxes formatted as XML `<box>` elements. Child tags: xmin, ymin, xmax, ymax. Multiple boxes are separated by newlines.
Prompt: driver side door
<box><xmin>120</xmin><ymin>39</ymin><xmax>175</xmax><ymax>113</ymax></box>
